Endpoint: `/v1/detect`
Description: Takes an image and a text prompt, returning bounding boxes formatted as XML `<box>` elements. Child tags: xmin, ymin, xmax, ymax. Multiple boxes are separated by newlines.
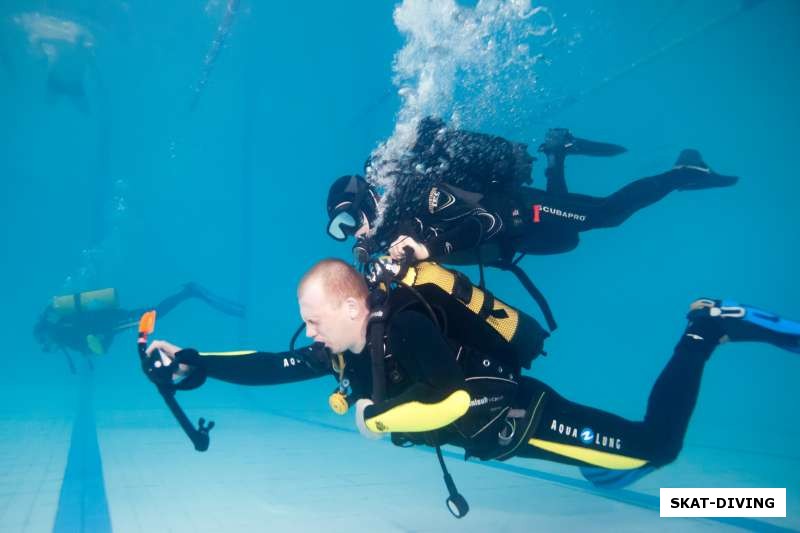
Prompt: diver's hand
<box><xmin>145</xmin><ymin>339</ymin><xmax>190</xmax><ymax>381</ymax></box>
<box><xmin>355</xmin><ymin>399</ymin><xmax>384</xmax><ymax>440</ymax></box>
<box><xmin>389</xmin><ymin>235</ymin><xmax>430</xmax><ymax>261</ymax></box>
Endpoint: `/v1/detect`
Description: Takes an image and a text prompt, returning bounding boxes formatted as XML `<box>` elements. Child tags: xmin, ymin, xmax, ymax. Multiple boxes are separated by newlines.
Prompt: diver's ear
<box><xmin>344</xmin><ymin>297</ymin><xmax>360</xmax><ymax>320</ymax></box>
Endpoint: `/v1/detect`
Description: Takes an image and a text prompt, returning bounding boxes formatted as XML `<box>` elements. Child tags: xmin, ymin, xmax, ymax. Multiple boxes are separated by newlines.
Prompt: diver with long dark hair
<box><xmin>326</xmin><ymin>119</ymin><xmax>738</xmax><ymax>328</ymax></box>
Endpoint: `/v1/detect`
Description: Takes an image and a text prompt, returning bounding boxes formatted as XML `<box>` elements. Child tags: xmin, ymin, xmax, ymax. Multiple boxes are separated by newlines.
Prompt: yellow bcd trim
<box><xmin>400</xmin><ymin>262</ymin><xmax>520</xmax><ymax>342</ymax></box>
<box><xmin>528</xmin><ymin>438</ymin><xmax>648</xmax><ymax>470</ymax></box>
<box><xmin>198</xmin><ymin>350</ymin><xmax>258</xmax><ymax>357</ymax></box>
<box><xmin>366</xmin><ymin>389</ymin><xmax>470</xmax><ymax>433</ymax></box>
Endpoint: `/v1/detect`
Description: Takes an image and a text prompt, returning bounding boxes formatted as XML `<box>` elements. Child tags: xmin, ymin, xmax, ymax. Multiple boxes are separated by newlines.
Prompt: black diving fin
<box><xmin>539</xmin><ymin>128</ymin><xmax>627</xmax><ymax>158</ymax></box>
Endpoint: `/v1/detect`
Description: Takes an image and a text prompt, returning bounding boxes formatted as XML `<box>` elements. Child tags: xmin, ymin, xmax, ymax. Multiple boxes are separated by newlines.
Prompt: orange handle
<box><xmin>138</xmin><ymin>310</ymin><xmax>157</xmax><ymax>336</ymax></box>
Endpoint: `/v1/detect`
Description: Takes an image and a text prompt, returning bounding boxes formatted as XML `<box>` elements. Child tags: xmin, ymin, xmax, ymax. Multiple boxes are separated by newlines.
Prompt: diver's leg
<box><xmin>509</xmin><ymin>317</ymin><xmax>722</xmax><ymax>488</ymax></box>
<box><xmin>154</xmin><ymin>283</ymin><xmax>245</xmax><ymax>319</ymax></box>
<box><xmin>60</xmin><ymin>347</ymin><xmax>77</xmax><ymax>374</ymax></box>
<box><xmin>499</xmin><ymin>188</ymin><xmax>582</xmax><ymax>255</ymax></box>
<box><xmin>544</xmin><ymin>152</ymin><xmax>567</xmax><ymax>194</ymax></box>
<box><xmin>149</xmin><ymin>287</ymin><xmax>195</xmax><ymax>317</ymax></box>
<box><xmin>511</xmin><ymin>300</ymin><xmax>799</xmax><ymax>488</ymax></box>
<box><xmin>576</xmin><ymin>150</ymin><xmax>739</xmax><ymax>230</ymax></box>
<box><xmin>538</xmin><ymin>128</ymin><xmax>628</xmax><ymax>194</ymax></box>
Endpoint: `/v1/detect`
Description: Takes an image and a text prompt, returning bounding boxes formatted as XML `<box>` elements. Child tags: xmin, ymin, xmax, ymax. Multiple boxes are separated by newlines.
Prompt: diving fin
<box><xmin>672</xmin><ymin>149</ymin><xmax>739</xmax><ymax>190</ymax></box>
<box><xmin>688</xmin><ymin>299</ymin><xmax>800</xmax><ymax>353</ymax></box>
<box><xmin>580</xmin><ymin>465</ymin><xmax>656</xmax><ymax>489</ymax></box>
<box><xmin>539</xmin><ymin>128</ymin><xmax>627</xmax><ymax>158</ymax></box>
<box><xmin>569</xmin><ymin>136</ymin><xmax>627</xmax><ymax>157</ymax></box>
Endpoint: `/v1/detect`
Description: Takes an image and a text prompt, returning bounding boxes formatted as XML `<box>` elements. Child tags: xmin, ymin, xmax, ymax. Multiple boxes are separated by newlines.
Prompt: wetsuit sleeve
<box><xmin>419</xmin><ymin>185</ymin><xmax>503</xmax><ymax>259</ymax></box>
<box><xmin>175</xmin><ymin>343</ymin><xmax>330</xmax><ymax>386</ymax></box>
<box><xmin>363</xmin><ymin>311</ymin><xmax>470</xmax><ymax>433</ymax></box>
<box><xmin>424</xmin><ymin>215</ymin><xmax>486</xmax><ymax>258</ymax></box>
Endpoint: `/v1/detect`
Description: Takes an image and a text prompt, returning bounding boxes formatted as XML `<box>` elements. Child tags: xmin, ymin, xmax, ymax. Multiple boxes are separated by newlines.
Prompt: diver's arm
<box><xmin>362</xmin><ymin>386</ymin><xmax>471</xmax><ymax>434</ymax></box>
<box><xmin>177</xmin><ymin>343</ymin><xmax>330</xmax><ymax>386</ymax></box>
<box><xmin>419</xmin><ymin>185</ymin><xmax>502</xmax><ymax>259</ymax></box>
<box><xmin>145</xmin><ymin>340</ymin><xmax>330</xmax><ymax>388</ymax></box>
<box><xmin>423</xmin><ymin>215</ymin><xmax>491</xmax><ymax>259</ymax></box>
<box><xmin>362</xmin><ymin>311</ymin><xmax>470</xmax><ymax>434</ymax></box>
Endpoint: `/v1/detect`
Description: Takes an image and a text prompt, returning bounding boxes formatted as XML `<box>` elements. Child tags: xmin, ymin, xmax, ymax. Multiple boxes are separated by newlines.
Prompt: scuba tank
<box><xmin>362</xmin><ymin>255</ymin><xmax>549</xmax><ymax>519</ymax></box>
<box><xmin>52</xmin><ymin>288</ymin><xmax>118</xmax><ymax>316</ymax></box>
<box><xmin>367</xmin><ymin>259</ymin><xmax>549</xmax><ymax>369</ymax></box>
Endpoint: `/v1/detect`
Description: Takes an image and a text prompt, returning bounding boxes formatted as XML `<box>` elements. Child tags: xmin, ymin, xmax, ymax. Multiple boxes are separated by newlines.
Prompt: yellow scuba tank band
<box><xmin>53</xmin><ymin>288</ymin><xmax>118</xmax><ymax>316</ymax></box>
<box><xmin>365</xmin><ymin>389</ymin><xmax>470</xmax><ymax>433</ymax></box>
<box><xmin>528</xmin><ymin>438</ymin><xmax>649</xmax><ymax>470</ymax></box>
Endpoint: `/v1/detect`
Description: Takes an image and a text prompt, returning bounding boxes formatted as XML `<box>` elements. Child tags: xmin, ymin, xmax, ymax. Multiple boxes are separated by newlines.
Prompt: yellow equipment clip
<box><xmin>329</xmin><ymin>391</ymin><xmax>349</xmax><ymax>415</ymax></box>
<box><xmin>328</xmin><ymin>353</ymin><xmax>350</xmax><ymax>415</ymax></box>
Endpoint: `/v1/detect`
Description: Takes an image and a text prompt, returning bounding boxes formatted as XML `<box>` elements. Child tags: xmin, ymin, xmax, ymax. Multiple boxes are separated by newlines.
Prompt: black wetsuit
<box><xmin>369</xmin><ymin>117</ymin><xmax>732</xmax><ymax>264</ymax></box>
<box><xmin>175</xmin><ymin>304</ymin><xmax>723</xmax><ymax>475</ymax></box>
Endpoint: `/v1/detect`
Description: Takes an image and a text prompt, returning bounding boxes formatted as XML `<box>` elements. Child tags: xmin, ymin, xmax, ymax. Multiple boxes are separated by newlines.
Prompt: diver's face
<box><xmin>298</xmin><ymin>280</ymin><xmax>364</xmax><ymax>353</ymax></box>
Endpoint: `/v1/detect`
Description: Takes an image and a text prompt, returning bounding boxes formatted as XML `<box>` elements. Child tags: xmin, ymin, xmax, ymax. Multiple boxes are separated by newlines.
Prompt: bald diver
<box><xmin>141</xmin><ymin>259</ymin><xmax>799</xmax><ymax>517</ymax></box>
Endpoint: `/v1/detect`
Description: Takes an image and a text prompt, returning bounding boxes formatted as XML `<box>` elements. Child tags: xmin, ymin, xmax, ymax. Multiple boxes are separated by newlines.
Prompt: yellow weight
<box><xmin>328</xmin><ymin>391</ymin><xmax>349</xmax><ymax>415</ymax></box>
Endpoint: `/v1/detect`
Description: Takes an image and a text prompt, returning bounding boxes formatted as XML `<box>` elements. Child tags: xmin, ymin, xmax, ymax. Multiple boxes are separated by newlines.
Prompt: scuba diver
<box><xmin>326</xmin><ymin>118</ymin><xmax>739</xmax><ymax>330</ymax></box>
<box><xmin>13</xmin><ymin>12</ymin><xmax>97</xmax><ymax>114</ymax></box>
<box><xmin>142</xmin><ymin>258</ymin><xmax>799</xmax><ymax>517</ymax></box>
<box><xmin>35</xmin><ymin>282</ymin><xmax>245</xmax><ymax>372</ymax></box>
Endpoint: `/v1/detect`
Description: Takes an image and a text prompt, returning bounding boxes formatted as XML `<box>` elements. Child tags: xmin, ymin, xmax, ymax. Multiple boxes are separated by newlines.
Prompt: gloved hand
<box><xmin>355</xmin><ymin>399</ymin><xmax>384</xmax><ymax>440</ymax></box>
<box><xmin>389</xmin><ymin>235</ymin><xmax>430</xmax><ymax>262</ymax></box>
<box><xmin>143</xmin><ymin>340</ymin><xmax>204</xmax><ymax>389</ymax></box>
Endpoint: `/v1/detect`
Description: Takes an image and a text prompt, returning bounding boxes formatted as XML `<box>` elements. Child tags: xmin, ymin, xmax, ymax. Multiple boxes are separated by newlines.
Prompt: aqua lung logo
<box><xmin>469</xmin><ymin>396</ymin><xmax>504</xmax><ymax>407</ymax></box>
<box><xmin>550</xmin><ymin>419</ymin><xmax>622</xmax><ymax>450</ymax></box>
<box><xmin>533</xmin><ymin>204</ymin><xmax>587</xmax><ymax>223</ymax></box>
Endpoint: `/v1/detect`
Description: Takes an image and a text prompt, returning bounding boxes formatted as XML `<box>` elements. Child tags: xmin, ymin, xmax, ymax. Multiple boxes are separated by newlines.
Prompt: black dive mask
<box><xmin>327</xmin><ymin>203</ymin><xmax>364</xmax><ymax>241</ymax></box>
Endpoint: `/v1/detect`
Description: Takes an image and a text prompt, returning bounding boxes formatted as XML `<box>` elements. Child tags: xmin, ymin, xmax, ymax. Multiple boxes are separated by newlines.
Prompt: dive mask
<box><xmin>327</xmin><ymin>203</ymin><xmax>364</xmax><ymax>241</ymax></box>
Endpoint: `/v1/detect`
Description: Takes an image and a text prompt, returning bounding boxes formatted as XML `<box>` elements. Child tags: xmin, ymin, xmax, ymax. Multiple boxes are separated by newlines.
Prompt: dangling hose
<box><xmin>366</xmin><ymin>250</ymin><xmax>469</xmax><ymax>517</ymax></box>
<box><xmin>137</xmin><ymin>311</ymin><xmax>214</xmax><ymax>451</ymax></box>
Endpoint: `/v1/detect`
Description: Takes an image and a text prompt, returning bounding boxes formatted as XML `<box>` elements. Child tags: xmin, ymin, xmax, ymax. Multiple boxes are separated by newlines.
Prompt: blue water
<box><xmin>1</xmin><ymin>0</ymin><xmax>799</xmax><ymax>531</ymax></box>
